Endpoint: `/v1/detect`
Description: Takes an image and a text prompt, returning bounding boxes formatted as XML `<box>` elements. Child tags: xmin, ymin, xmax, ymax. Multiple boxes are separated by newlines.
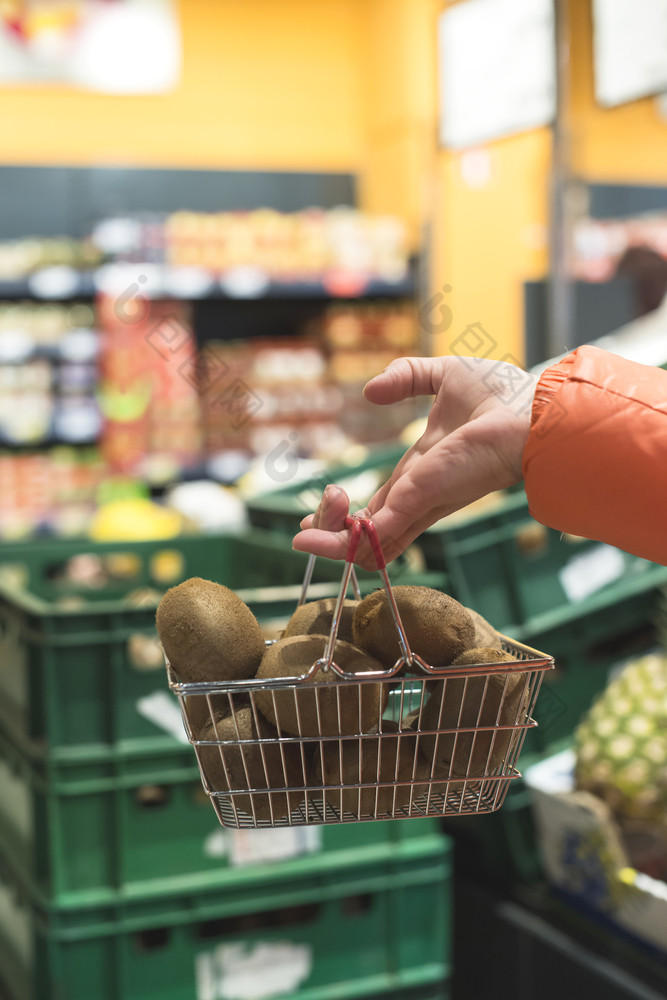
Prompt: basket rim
<box><xmin>167</xmin><ymin>633</ymin><xmax>554</xmax><ymax>695</ymax></box>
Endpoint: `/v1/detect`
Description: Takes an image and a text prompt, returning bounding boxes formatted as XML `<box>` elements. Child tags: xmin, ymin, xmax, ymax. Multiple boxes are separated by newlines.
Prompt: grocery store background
<box><xmin>1</xmin><ymin>2</ymin><xmax>667</xmax><ymax>999</ymax></box>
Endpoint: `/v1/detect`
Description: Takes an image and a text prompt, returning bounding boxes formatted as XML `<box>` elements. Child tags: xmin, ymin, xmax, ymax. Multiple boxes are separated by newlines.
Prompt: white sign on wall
<box><xmin>438</xmin><ymin>0</ymin><xmax>556</xmax><ymax>149</ymax></box>
<box><xmin>0</xmin><ymin>0</ymin><xmax>181</xmax><ymax>94</ymax></box>
<box><xmin>593</xmin><ymin>0</ymin><xmax>667</xmax><ymax>107</ymax></box>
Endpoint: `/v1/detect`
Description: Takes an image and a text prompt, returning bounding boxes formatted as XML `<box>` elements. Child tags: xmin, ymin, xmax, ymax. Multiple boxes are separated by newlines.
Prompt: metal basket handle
<box><xmin>299</xmin><ymin>514</ymin><xmax>418</xmax><ymax>677</ymax></box>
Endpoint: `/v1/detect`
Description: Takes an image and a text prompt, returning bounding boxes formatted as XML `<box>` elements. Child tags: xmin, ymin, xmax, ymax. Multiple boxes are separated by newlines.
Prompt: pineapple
<box><xmin>574</xmin><ymin>652</ymin><xmax>667</xmax><ymax>824</ymax></box>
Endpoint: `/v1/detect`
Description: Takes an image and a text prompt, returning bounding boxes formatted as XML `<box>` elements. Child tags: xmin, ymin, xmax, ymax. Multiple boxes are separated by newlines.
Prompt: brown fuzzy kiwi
<box><xmin>418</xmin><ymin>648</ymin><xmax>529</xmax><ymax>784</ymax></box>
<box><xmin>197</xmin><ymin>707</ymin><xmax>306</xmax><ymax>821</ymax></box>
<box><xmin>255</xmin><ymin>635</ymin><xmax>387</xmax><ymax>737</ymax></box>
<box><xmin>188</xmin><ymin>692</ymin><xmax>250</xmax><ymax>740</ymax></box>
<box><xmin>452</xmin><ymin>646</ymin><xmax>512</xmax><ymax>666</ymax></box>
<box><xmin>464</xmin><ymin>608</ymin><xmax>500</xmax><ymax>649</ymax></box>
<box><xmin>282</xmin><ymin>598</ymin><xmax>357</xmax><ymax>644</ymax></box>
<box><xmin>316</xmin><ymin>718</ymin><xmax>431</xmax><ymax>816</ymax></box>
<box><xmin>352</xmin><ymin>586</ymin><xmax>475</xmax><ymax>669</ymax></box>
<box><xmin>156</xmin><ymin>577</ymin><xmax>264</xmax><ymax>683</ymax></box>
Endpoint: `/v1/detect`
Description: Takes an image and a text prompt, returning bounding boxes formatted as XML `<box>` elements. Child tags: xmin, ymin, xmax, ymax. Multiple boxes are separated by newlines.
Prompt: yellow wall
<box><xmin>0</xmin><ymin>0</ymin><xmax>365</xmax><ymax>171</ymax></box>
<box><xmin>433</xmin><ymin>132</ymin><xmax>552</xmax><ymax>362</ymax></box>
<box><xmin>357</xmin><ymin>0</ymin><xmax>439</xmax><ymax>247</ymax></box>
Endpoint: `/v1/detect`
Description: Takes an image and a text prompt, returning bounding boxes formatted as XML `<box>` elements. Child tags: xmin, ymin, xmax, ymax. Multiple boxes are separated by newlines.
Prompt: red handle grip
<box><xmin>343</xmin><ymin>515</ymin><xmax>386</xmax><ymax>570</ymax></box>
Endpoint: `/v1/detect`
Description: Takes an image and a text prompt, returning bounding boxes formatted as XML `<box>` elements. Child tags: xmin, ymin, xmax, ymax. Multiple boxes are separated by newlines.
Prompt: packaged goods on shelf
<box><xmin>98</xmin><ymin>296</ymin><xmax>202</xmax><ymax>476</ymax></box>
<box><xmin>0</xmin><ymin>303</ymin><xmax>100</xmax><ymax>447</ymax></box>
<box><xmin>0</xmin><ymin>447</ymin><xmax>105</xmax><ymax>539</ymax></box>
<box><xmin>0</xmin><ymin>238</ymin><xmax>101</xmax><ymax>281</ymax></box>
<box><xmin>156</xmin><ymin>207</ymin><xmax>411</xmax><ymax>284</ymax></box>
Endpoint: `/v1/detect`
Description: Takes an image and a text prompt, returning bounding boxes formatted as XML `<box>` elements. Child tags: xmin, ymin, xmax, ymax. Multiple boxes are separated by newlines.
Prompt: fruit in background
<box><xmin>89</xmin><ymin>497</ymin><xmax>182</xmax><ymax>542</ymax></box>
<box><xmin>255</xmin><ymin>634</ymin><xmax>387</xmax><ymax>737</ymax></box>
<box><xmin>156</xmin><ymin>577</ymin><xmax>265</xmax><ymax>684</ymax></box>
<box><xmin>575</xmin><ymin>652</ymin><xmax>667</xmax><ymax>824</ymax></box>
<box><xmin>352</xmin><ymin>586</ymin><xmax>475</xmax><ymax>669</ymax></box>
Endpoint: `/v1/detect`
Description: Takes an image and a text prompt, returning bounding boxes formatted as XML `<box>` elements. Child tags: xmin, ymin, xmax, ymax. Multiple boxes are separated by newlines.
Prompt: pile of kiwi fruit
<box><xmin>156</xmin><ymin>578</ymin><xmax>529</xmax><ymax>821</ymax></box>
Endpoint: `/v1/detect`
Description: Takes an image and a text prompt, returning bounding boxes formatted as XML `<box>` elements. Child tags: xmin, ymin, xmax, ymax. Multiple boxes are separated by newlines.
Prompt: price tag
<box><xmin>228</xmin><ymin>826</ymin><xmax>322</xmax><ymax>867</ymax></box>
<box><xmin>559</xmin><ymin>544</ymin><xmax>626</xmax><ymax>603</ymax></box>
<box><xmin>59</xmin><ymin>328</ymin><xmax>99</xmax><ymax>363</ymax></box>
<box><xmin>196</xmin><ymin>942</ymin><xmax>312</xmax><ymax>1000</ymax></box>
<box><xmin>220</xmin><ymin>267</ymin><xmax>270</xmax><ymax>298</ymax></box>
<box><xmin>164</xmin><ymin>266</ymin><xmax>215</xmax><ymax>298</ymax></box>
<box><xmin>0</xmin><ymin>330</ymin><xmax>35</xmax><ymax>363</ymax></box>
<box><xmin>28</xmin><ymin>266</ymin><xmax>80</xmax><ymax>300</ymax></box>
<box><xmin>135</xmin><ymin>690</ymin><xmax>189</xmax><ymax>743</ymax></box>
<box><xmin>94</xmin><ymin>262</ymin><xmax>164</xmax><ymax>299</ymax></box>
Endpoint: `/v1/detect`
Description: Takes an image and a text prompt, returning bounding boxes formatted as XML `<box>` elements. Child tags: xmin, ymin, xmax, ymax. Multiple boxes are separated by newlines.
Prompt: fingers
<box><xmin>303</xmin><ymin>484</ymin><xmax>350</xmax><ymax>531</ymax></box>
<box><xmin>292</xmin><ymin>526</ymin><xmax>351</xmax><ymax>562</ymax></box>
<box><xmin>364</xmin><ymin>356</ymin><xmax>445</xmax><ymax>405</ymax></box>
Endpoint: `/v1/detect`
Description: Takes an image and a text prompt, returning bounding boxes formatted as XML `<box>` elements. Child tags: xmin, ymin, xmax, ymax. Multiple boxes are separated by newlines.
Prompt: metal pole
<box><xmin>547</xmin><ymin>0</ymin><xmax>573</xmax><ymax>360</ymax></box>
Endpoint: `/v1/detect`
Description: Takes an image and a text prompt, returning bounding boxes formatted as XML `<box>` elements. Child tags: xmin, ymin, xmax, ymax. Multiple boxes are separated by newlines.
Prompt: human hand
<box><xmin>293</xmin><ymin>355</ymin><xmax>537</xmax><ymax>568</ymax></box>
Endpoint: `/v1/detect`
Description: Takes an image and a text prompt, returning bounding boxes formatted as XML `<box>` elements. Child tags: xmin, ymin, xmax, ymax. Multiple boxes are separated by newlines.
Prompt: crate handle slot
<box><xmin>134</xmin><ymin>784</ymin><xmax>171</xmax><ymax>809</ymax></box>
<box><xmin>134</xmin><ymin>927</ymin><xmax>171</xmax><ymax>951</ymax></box>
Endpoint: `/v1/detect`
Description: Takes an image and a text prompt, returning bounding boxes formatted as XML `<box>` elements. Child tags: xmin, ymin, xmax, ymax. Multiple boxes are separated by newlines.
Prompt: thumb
<box><xmin>364</xmin><ymin>356</ymin><xmax>445</xmax><ymax>405</ymax></box>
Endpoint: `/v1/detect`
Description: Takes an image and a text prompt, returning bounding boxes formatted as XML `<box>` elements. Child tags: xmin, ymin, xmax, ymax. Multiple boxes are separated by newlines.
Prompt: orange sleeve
<box><xmin>522</xmin><ymin>345</ymin><xmax>667</xmax><ymax>565</ymax></box>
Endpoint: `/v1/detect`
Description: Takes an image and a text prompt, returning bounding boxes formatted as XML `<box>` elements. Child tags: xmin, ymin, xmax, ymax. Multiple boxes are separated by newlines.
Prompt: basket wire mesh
<box><xmin>167</xmin><ymin>516</ymin><xmax>554</xmax><ymax>827</ymax></box>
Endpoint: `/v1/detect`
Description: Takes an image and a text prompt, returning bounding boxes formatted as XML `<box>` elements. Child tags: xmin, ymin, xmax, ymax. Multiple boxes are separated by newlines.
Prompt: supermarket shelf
<box><xmin>0</xmin><ymin>267</ymin><xmax>416</xmax><ymax>302</ymax></box>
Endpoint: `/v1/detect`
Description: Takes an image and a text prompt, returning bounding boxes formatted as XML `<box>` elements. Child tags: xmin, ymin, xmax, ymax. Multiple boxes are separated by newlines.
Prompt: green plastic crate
<box><xmin>0</xmin><ymin>532</ymin><xmax>446</xmax><ymax>764</ymax></box>
<box><xmin>0</xmin><ymin>837</ymin><xmax>452</xmax><ymax>1000</ymax></box>
<box><xmin>0</xmin><ymin>719</ymin><xmax>446</xmax><ymax>904</ymax></box>
<box><xmin>417</xmin><ymin>490</ymin><xmax>667</xmax><ymax>630</ymax></box>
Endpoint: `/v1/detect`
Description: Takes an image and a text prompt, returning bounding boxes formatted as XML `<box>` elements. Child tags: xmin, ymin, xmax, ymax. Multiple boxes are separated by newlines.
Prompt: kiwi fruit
<box><xmin>352</xmin><ymin>586</ymin><xmax>475</xmax><ymax>669</ymax></box>
<box><xmin>452</xmin><ymin>646</ymin><xmax>513</xmax><ymax>666</ymax></box>
<box><xmin>282</xmin><ymin>598</ymin><xmax>357</xmax><ymax>644</ymax></box>
<box><xmin>156</xmin><ymin>577</ymin><xmax>264</xmax><ymax>683</ymax></box>
<box><xmin>255</xmin><ymin>635</ymin><xmax>387</xmax><ymax>737</ymax></box>
<box><xmin>464</xmin><ymin>608</ymin><xmax>500</xmax><ymax>649</ymax></box>
<box><xmin>187</xmin><ymin>691</ymin><xmax>250</xmax><ymax>741</ymax></box>
<box><xmin>316</xmin><ymin>718</ymin><xmax>431</xmax><ymax>816</ymax></box>
<box><xmin>197</xmin><ymin>707</ymin><xmax>306</xmax><ymax>821</ymax></box>
<box><xmin>418</xmin><ymin>648</ymin><xmax>529</xmax><ymax>784</ymax></box>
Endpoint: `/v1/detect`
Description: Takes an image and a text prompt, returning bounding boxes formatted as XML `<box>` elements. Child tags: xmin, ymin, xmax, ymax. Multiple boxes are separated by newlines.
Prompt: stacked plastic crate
<box><xmin>0</xmin><ymin>531</ymin><xmax>452</xmax><ymax>1000</ymax></box>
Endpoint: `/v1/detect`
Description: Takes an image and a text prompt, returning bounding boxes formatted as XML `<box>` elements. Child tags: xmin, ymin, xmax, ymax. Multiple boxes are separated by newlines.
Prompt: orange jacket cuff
<box><xmin>522</xmin><ymin>345</ymin><xmax>667</xmax><ymax>565</ymax></box>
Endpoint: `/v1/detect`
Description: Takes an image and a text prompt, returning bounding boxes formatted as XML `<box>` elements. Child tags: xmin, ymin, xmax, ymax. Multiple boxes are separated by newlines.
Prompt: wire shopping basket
<box><xmin>167</xmin><ymin>516</ymin><xmax>554</xmax><ymax>828</ymax></box>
